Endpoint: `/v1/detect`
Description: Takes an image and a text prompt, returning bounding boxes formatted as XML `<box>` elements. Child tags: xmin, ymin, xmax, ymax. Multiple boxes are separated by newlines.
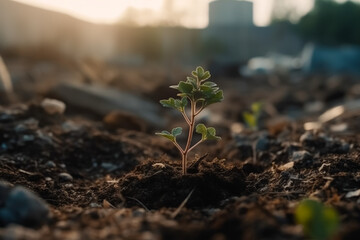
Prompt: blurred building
<box><xmin>209</xmin><ymin>0</ymin><xmax>253</xmax><ymax>26</ymax></box>
<box><xmin>203</xmin><ymin>0</ymin><xmax>303</xmax><ymax>64</ymax></box>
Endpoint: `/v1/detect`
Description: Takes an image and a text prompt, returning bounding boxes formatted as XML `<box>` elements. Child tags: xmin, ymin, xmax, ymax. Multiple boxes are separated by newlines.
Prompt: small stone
<box><xmin>41</xmin><ymin>98</ymin><xmax>66</xmax><ymax>115</ymax></box>
<box><xmin>89</xmin><ymin>202</ymin><xmax>101</xmax><ymax>208</ymax></box>
<box><xmin>45</xmin><ymin>161</ymin><xmax>56</xmax><ymax>168</ymax></box>
<box><xmin>59</xmin><ymin>163</ymin><xmax>66</xmax><ymax>168</ymax></box>
<box><xmin>152</xmin><ymin>163</ymin><xmax>166</xmax><ymax>168</ymax></box>
<box><xmin>203</xmin><ymin>208</ymin><xmax>220</xmax><ymax>216</ymax></box>
<box><xmin>255</xmin><ymin>135</ymin><xmax>269</xmax><ymax>151</ymax></box>
<box><xmin>291</xmin><ymin>150</ymin><xmax>312</xmax><ymax>162</ymax></box>
<box><xmin>0</xmin><ymin>184</ymin><xmax>49</xmax><ymax>228</ymax></box>
<box><xmin>132</xmin><ymin>208</ymin><xmax>146</xmax><ymax>217</ymax></box>
<box><xmin>101</xmin><ymin>162</ymin><xmax>119</xmax><ymax>172</ymax></box>
<box><xmin>64</xmin><ymin>184</ymin><xmax>73</xmax><ymax>189</ymax></box>
<box><xmin>58</xmin><ymin>173</ymin><xmax>73</xmax><ymax>182</ymax></box>
<box><xmin>45</xmin><ymin>177</ymin><xmax>52</xmax><ymax>182</ymax></box>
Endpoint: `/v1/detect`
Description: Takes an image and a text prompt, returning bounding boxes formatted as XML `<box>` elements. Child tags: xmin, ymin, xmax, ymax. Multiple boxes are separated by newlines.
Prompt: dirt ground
<box><xmin>1</xmin><ymin>56</ymin><xmax>360</xmax><ymax>239</ymax></box>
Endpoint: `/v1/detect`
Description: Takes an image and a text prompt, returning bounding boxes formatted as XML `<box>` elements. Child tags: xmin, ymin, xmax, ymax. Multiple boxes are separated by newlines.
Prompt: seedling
<box><xmin>295</xmin><ymin>199</ymin><xmax>339</xmax><ymax>240</ymax></box>
<box><xmin>243</xmin><ymin>102</ymin><xmax>263</xmax><ymax>130</ymax></box>
<box><xmin>156</xmin><ymin>66</ymin><xmax>223</xmax><ymax>175</ymax></box>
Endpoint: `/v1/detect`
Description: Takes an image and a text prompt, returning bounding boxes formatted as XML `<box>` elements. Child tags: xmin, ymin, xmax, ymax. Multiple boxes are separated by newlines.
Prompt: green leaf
<box><xmin>206</xmin><ymin>127</ymin><xmax>221</xmax><ymax>140</ymax></box>
<box><xmin>160</xmin><ymin>97</ymin><xmax>187</xmax><ymax>112</ymax></box>
<box><xmin>205</xmin><ymin>90</ymin><xmax>224</xmax><ymax>106</ymax></box>
<box><xmin>196</xmin><ymin>66</ymin><xmax>205</xmax><ymax>78</ymax></box>
<box><xmin>171</xmin><ymin>127</ymin><xmax>182</xmax><ymax>137</ymax></box>
<box><xmin>187</xmin><ymin>77</ymin><xmax>198</xmax><ymax>88</ymax></box>
<box><xmin>196</xmin><ymin>123</ymin><xmax>207</xmax><ymax>140</ymax></box>
<box><xmin>180</xmin><ymin>97</ymin><xmax>188</xmax><ymax>108</ymax></box>
<box><xmin>155</xmin><ymin>130</ymin><xmax>175</xmax><ymax>142</ymax></box>
<box><xmin>196</xmin><ymin>123</ymin><xmax>221</xmax><ymax>141</ymax></box>
<box><xmin>251</xmin><ymin>102</ymin><xmax>263</xmax><ymax>116</ymax></box>
<box><xmin>203</xmin><ymin>81</ymin><xmax>217</xmax><ymax>88</ymax></box>
<box><xmin>200</xmin><ymin>71</ymin><xmax>211</xmax><ymax>82</ymax></box>
<box><xmin>295</xmin><ymin>199</ymin><xmax>339</xmax><ymax>240</ymax></box>
<box><xmin>243</xmin><ymin>111</ymin><xmax>257</xmax><ymax>129</ymax></box>
<box><xmin>160</xmin><ymin>98</ymin><xmax>177</xmax><ymax>109</ymax></box>
<box><xmin>171</xmin><ymin>81</ymin><xmax>193</xmax><ymax>94</ymax></box>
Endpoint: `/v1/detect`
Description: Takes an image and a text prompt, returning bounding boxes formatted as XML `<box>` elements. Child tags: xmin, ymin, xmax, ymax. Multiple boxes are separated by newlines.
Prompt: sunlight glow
<box><xmin>12</xmin><ymin>0</ymin><xmax>360</xmax><ymax>28</ymax></box>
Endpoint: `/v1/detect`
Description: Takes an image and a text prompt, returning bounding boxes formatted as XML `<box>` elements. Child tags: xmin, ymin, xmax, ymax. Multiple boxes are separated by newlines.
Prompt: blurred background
<box><xmin>1</xmin><ymin>0</ymin><xmax>360</xmax><ymax>131</ymax></box>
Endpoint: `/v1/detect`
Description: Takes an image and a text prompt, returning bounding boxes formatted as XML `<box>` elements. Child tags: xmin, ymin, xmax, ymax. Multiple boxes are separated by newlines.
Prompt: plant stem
<box><xmin>182</xmin><ymin>100</ymin><xmax>196</xmax><ymax>175</ymax></box>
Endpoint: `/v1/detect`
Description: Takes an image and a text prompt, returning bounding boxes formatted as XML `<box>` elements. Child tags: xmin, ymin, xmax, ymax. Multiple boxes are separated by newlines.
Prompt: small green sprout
<box><xmin>156</xmin><ymin>66</ymin><xmax>224</xmax><ymax>175</ymax></box>
<box><xmin>243</xmin><ymin>102</ymin><xmax>263</xmax><ymax>130</ymax></box>
<box><xmin>295</xmin><ymin>199</ymin><xmax>339</xmax><ymax>240</ymax></box>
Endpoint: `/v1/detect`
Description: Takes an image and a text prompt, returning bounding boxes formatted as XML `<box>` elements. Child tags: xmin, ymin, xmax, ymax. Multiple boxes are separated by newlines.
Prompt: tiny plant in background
<box><xmin>295</xmin><ymin>199</ymin><xmax>339</xmax><ymax>240</ymax></box>
<box><xmin>243</xmin><ymin>101</ymin><xmax>263</xmax><ymax>130</ymax></box>
<box><xmin>156</xmin><ymin>66</ymin><xmax>223</xmax><ymax>175</ymax></box>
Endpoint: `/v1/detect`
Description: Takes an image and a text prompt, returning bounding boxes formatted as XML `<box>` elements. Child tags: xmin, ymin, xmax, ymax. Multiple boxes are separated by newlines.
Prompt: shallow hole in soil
<box><xmin>119</xmin><ymin>158</ymin><xmax>246</xmax><ymax>209</ymax></box>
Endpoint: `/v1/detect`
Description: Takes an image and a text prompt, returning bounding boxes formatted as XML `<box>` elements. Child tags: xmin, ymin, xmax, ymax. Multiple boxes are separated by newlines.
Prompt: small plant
<box><xmin>156</xmin><ymin>66</ymin><xmax>224</xmax><ymax>175</ymax></box>
<box><xmin>295</xmin><ymin>199</ymin><xmax>339</xmax><ymax>240</ymax></box>
<box><xmin>243</xmin><ymin>101</ymin><xmax>263</xmax><ymax>130</ymax></box>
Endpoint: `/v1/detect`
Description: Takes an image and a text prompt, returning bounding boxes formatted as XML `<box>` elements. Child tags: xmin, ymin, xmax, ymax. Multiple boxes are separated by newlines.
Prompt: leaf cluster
<box><xmin>160</xmin><ymin>66</ymin><xmax>223</xmax><ymax>110</ymax></box>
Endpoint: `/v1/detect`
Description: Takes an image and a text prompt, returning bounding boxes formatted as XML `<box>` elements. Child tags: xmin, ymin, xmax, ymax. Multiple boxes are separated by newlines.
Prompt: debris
<box><xmin>345</xmin><ymin>189</ymin><xmax>360</xmax><ymax>198</ymax></box>
<box><xmin>278</xmin><ymin>162</ymin><xmax>294</xmax><ymax>171</ymax></box>
<box><xmin>0</xmin><ymin>56</ymin><xmax>12</xmax><ymax>93</ymax></box>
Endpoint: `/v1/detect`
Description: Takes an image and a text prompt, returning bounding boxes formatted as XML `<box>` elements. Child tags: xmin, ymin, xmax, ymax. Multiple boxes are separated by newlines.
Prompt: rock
<box><xmin>255</xmin><ymin>135</ymin><xmax>269</xmax><ymax>151</ymax></box>
<box><xmin>40</xmin><ymin>98</ymin><xmax>66</xmax><ymax>115</ymax></box>
<box><xmin>52</xmin><ymin>82</ymin><xmax>166</xmax><ymax>128</ymax></box>
<box><xmin>58</xmin><ymin>172</ymin><xmax>73</xmax><ymax>182</ymax></box>
<box><xmin>300</xmin><ymin>132</ymin><xmax>326</xmax><ymax>149</ymax></box>
<box><xmin>324</xmin><ymin>137</ymin><xmax>350</xmax><ymax>154</ymax></box>
<box><xmin>291</xmin><ymin>150</ymin><xmax>312</xmax><ymax>162</ymax></box>
<box><xmin>90</xmin><ymin>202</ymin><xmax>101</xmax><ymax>208</ymax></box>
<box><xmin>132</xmin><ymin>208</ymin><xmax>146</xmax><ymax>217</ymax></box>
<box><xmin>0</xmin><ymin>183</ymin><xmax>49</xmax><ymax>228</ymax></box>
<box><xmin>45</xmin><ymin>161</ymin><xmax>56</xmax><ymax>168</ymax></box>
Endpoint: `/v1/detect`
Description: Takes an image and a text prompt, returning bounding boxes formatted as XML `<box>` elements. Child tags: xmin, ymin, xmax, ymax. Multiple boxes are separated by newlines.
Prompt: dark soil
<box><xmin>1</xmin><ymin>71</ymin><xmax>360</xmax><ymax>240</ymax></box>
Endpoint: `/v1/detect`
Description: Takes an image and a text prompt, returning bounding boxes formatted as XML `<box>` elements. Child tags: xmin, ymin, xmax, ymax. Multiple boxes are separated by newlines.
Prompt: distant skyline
<box><xmin>12</xmin><ymin>0</ymin><xmax>360</xmax><ymax>27</ymax></box>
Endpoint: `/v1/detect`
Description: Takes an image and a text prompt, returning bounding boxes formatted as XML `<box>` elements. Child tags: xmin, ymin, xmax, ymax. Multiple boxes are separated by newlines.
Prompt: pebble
<box><xmin>291</xmin><ymin>150</ymin><xmax>312</xmax><ymax>162</ymax></box>
<box><xmin>64</xmin><ymin>184</ymin><xmax>73</xmax><ymax>189</ymax></box>
<box><xmin>89</xmin><ymin>202</ymin><xmax>101</xmax><ymax>208</ymax></box>
<box><xmin>40</xmin><ymin>98</ymin><xmax>66</xmax><ymax>115</ymax></box>
<box><xmin>255</xmin><ymin>135</ymin><xmax>269</xmax><ymax>151</ymax></box>
<box><xmin>132</xmin><ymin>208</ymin><xmax>146</xmax><ymax>217</ymax></box>
<box><xmin>45</xmin><ymin>177</ymin><xmax>52</xmax><ymax>182</ymax></box>
<box><xmin>0</xmin><ymin>182</ymin><xmax>49</xmax><ymax>228</ymax></box>
<box><xmin>45</xmin><ymin>161</ymin><xmax>56</xmax><ymax>168</ymax></box>
<box><xmin>58</xmin><ymin>172</ymin><xmax>73</xmax><ymax>182</ymax></box>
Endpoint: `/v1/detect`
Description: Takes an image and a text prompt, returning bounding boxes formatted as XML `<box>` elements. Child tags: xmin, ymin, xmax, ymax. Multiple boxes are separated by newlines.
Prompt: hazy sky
<box><xmin>12</xmin><ymin>0</ymin><xmax>360</xmax><ymax>27</ymax></box>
